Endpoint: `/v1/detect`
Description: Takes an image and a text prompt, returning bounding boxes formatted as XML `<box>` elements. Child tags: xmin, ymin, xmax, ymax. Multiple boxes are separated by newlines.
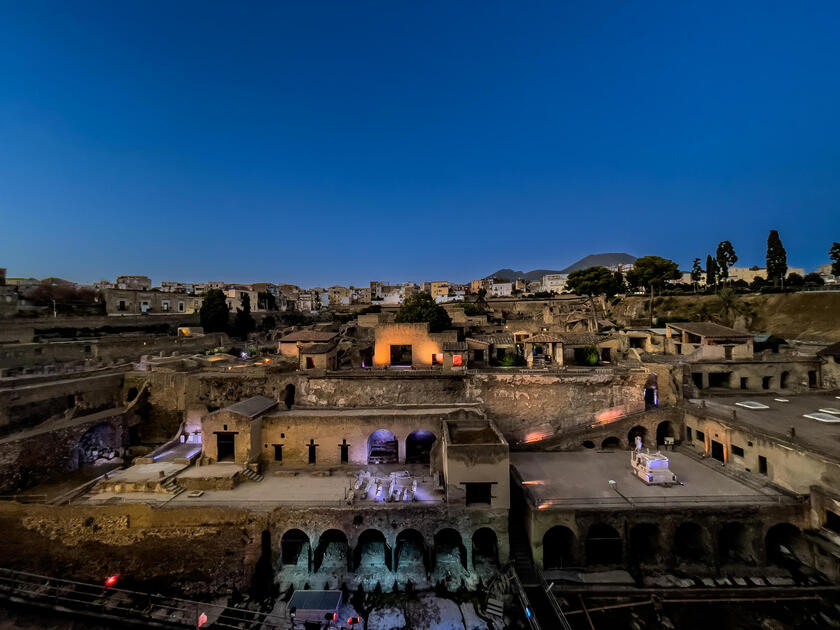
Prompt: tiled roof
<box><xmin>471</xmin><ymin>334</ymin><xmax>515</xmax><ymax>345</ymax></box>
<box><xmin>525</xmin><ymin>332</ymin><xmax>614</xmax><ymax>346</ymax></box>
<box><xmin>225</xmin><ymin>395</ymin><xmax>278</xmax><ymax>418</ymax></box>
<box><xmin>443</xmin><ymin>341</ymin><xmax>468</xmax><ymax>352</ymax></box>
<box><xmin>298</xmin><ymin>340</ymin><xmax>338</xmax><ymax>354</ymax></box>
<box><xmin>279</xmin><ymin>330</ymin><xmax>338</xmax><ymax>343</ymax></box>
<box><xmin>667</xmin><ymin>322</ymin><xmax>752</xmax><ymax>338</ymax></box>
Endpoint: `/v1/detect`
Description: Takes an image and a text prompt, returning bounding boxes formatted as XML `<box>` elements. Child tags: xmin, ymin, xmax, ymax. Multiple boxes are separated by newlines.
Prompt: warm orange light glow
<box><xmin>524</xmin><ymin>430</ymin><xmax>552</xmax><ymax>443</ymax></box>
<box><xmin>522</xmin><ymin>480</ymin><xmax>545</xmax><ymax>486</ymax></box>
<box><xmin>538</xmin><ymin>503</ymin><xmax>551</xmax><ymax>510</ymax></box>
<box><xmin>452</xmin><ymin>354</ymin><xmax>463</xmax><ymax>366</ymax></box>
<box><xmin>594</xmin><ymin>406</ymin><xmax>626</xmax><ymax>425</ymax></box>
<box><xmin>264</xmin><ymin>358</ymin><xmax>271</xmax><ymax>363</ymax></box>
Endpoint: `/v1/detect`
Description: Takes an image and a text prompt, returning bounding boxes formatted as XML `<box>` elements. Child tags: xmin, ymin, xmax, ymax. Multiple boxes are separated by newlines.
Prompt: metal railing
<box><xmin>533</xmin><ymin>493</ymin><xmax>791</xmax><ymax>508</ymax></box>
<box><xmin>0</xmin><ymin>567</ymin><xmax>292</xmax><ymax>629</ymax></box>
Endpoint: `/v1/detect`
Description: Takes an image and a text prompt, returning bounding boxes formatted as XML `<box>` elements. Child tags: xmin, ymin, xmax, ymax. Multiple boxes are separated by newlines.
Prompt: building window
<box><xmin>686</xmin><ymin>427</ymin><xmax>692</xmax><ymax>442</ymax></box>
<box><xmin>274</xmin><ymin>444</ymin><xmax>283</xmax><ymax>462</ymax></box>
<box><xmin>178</xmin><ymin>301</ymin><xmax>185</xmax><ymax>312</ymax></box>
<box><xmin>758</xmin><ymin>455</ymin><xmax>768</xmax><ymax>475</ymax></box>
<box><xmin>305</xmin><ymin>357</ymin><xmax>315</xmax><ymax>369</ymax></box>
<box><xmin>696</xmin><ymin>430</ymin><xmax>705</xmax><ymax>444</ymax></box>
<box><xmin>474</xmin><ymin>349</ymin><xmax>484</xmax><ymax>362</ymax></box>
<box><xmin>731</xmin><ymin>445</ymin><xmax>745</xmax><ymax>457</ymax></box>
<box><xmin>762</xmin><ymin>376</ymin><xmax>772</xmax><ymax>390</ymax></box>
<box><xmin>465</xmin><ymin>482</ymin><xmax>492</xmax><ymax>506</ymax></box>
<box><xmin>308</xmin><ymin>439</ymin><xmax>317</xmax><ymax>464</ymax></box>
<box><xmin>118</xmin><ymin>300</ymin><xmax>126</xmax><ymax>311</ymax></box>
<box><xmin>340</xmin><ymin>439</ymin><xmax>349</xmax><ymax>464</ymax></box>
<box><xmin>740</xmin><ymin>377</ymin><xmax>748</xmax><ymax>390</ymax></box>
<box><xmin>162</xmin><ymin>301</ymin><xmax>170</xmax><ymax>312</ymax></box>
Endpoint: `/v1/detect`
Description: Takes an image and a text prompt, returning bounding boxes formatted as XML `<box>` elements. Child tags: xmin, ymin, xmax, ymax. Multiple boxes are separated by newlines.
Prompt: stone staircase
<box><xmin>160</xmin><ymin>477</ymin><xmax>185</xmax><ymax>497</ymax></box>
<box><xmin>241</xmin><ymin>468</ymin><xmax>264</xmax><ymax>483</ymax></box>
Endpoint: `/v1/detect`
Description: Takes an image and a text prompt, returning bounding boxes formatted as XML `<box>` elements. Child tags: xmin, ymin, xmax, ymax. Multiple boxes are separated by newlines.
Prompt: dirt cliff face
<box><xmin>0</xmin><ymin>505</ymin><xmax>262</xmax><ymax>599</ymax></box>
<box><xmin>610</xmin><ymin>292</ymin><xmax>840</xmax><ymax>341</ymax></box>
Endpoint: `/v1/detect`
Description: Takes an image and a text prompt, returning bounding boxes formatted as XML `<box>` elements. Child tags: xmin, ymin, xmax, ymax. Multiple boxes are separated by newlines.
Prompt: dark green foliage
<box><xmin>804</xmin><ymin>272</ymin><xmax>824</xmax><ymax>286</ymax></box>
<box><xmin>766</xmin><ymin>230</ymin><xmax>788</xmax><ymax>287</ymax></box>
<box><xmin>690</xmin><ymin>258</ymin><xmax>703</xmax><ymax>288</ymax></box>
<box><xmin>626</xmin><ymin>256</ymin><xmax>681</xmax><ymax>291</ymax></box>
<box><xmin>705</xmin><ymin>255</ymin><xmax>718</xmax><ymax>288</ymax></box>
<box><xmin>260</xmin><ymin>315</ymin><xmax>276</xmax><ymax>332</ymax></box>
<box><xmin>530</xmin><ymin>290</ymin><xmax>556</xmax><ymax>298</ymax></box>
<box><xmin>715</xmin><ymin>240</ymin><xmax>738</xmax><ymax>280</ymax></box>
<box><xmin>573</xmin><ymin>346</ymin><xmax>599</xmax><ymax>366</ymax></box>
<box><xmin>566</xmin><ymin>266</ymin><xmax>624</xmax><ymax>297</ymax></box>
<box><xmin>394</xmin><ymin>293</ymin><xmax>452</xmax><ymax>332</ymax></box>
<box><xmin>233</xmin><ymin>293</ymin><xmax>256</xmax><ymax>339</ymax></box>
<box><xmin>786</xmin><ymin>272</ymin><xmax>805</xmax><ymax>287</ymax></box>
<box><xmin>199</xmin><ymin>289</ymin><xmax>229</xmax><ymax>333</ymax></box>
<box><xmin>829</xmin><ymin>242</ymin><xmax>840</xmax><ymax>276</ymax></box>
<box><xmin>360</xmin><ymin>304</ymin><xmax>382</xmax><ymax>314</ymax></box>
<box><xmin>499</xmin><ymin>352</ymin><xmax>526</xmax><ymax>367</ymax></box>
<box><xmin>461</xmin><ymin>303</ymin><xmax>486</xmax><ymax>316</ymax></box>
<box><xmin>750</xmin><ymin>276</ymin><xmax>768</xmax><ymax>292</ymax></box>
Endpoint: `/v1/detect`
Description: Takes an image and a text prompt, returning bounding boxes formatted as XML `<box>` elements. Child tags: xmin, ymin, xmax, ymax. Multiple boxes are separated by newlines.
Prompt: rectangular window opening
<box><xmin>465</xmin><ymin>482</ymin><xmax>493</xmax><ymax>506</ymax></box>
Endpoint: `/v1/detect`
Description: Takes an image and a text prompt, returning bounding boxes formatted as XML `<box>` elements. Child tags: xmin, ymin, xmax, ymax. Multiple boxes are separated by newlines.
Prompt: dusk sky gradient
<box><xmin>1</xmin><ymin>2</ymin><xmax>839</xmax><ymax>286</ymax></box>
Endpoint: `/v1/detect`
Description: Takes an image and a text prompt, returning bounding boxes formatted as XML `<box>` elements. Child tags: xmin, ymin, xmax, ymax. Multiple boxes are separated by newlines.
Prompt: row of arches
<box><xmin>367</xmin><ymin>429</ymin><xmax>437</xmax><ymax>465</ymax></box>
<box><xmin>278</xmin><ymin>527</ymin><xmax>499</xmax><ymax>573</ymax></box>
<box><xmin>542</xmin><ymin>522</ymin><xmax>805</xmax><ymax>569</ymax></box>
<box><xmin>582</xmin><ymin>421</ymin><xmax>676</xmax><ymax>450</ymax></box>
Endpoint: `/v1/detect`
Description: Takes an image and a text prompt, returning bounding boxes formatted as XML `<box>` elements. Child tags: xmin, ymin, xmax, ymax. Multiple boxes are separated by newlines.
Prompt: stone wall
<box><xmin>0</xmin><ymin>372</ymin><xmax>125</xmax><ymax>435</ymax></box>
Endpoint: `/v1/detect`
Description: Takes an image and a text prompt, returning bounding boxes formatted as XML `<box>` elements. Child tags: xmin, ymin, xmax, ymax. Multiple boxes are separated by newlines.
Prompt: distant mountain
<box><xmin>485</xmin><ymin>253</ymin><xmax>637</xmax><ymax>282</ymax></box>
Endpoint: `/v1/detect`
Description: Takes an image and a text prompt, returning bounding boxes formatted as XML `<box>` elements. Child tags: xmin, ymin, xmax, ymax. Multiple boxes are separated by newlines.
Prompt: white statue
<box><xmin>635</xmin><ymin>435</ymin><xmax>643</xmax><ymax>451</ymax></box>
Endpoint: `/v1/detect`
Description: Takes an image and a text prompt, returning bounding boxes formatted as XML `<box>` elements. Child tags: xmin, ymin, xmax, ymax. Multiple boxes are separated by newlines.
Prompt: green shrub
<box><xmin>573</xmin><ymin>346</ymin><xmax>599</xmax><ymax>365</ymax></box>
<box><xmin>500</xmin><ymin>352</ymin><xmax>526</xmax><ymax>367</ymax></box>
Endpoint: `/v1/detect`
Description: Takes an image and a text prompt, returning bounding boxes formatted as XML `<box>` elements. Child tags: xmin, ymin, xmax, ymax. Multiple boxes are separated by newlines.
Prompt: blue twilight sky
<box><xmin>1</xmin><ymin>2</ymin><xmax>839</xmax><ymax>287</ymax></box>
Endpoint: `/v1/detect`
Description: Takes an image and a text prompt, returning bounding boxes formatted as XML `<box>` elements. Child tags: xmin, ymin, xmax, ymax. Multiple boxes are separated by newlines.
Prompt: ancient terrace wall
<box><xmin>0</xmin><ymin>501</ymin><xmax>509</xmax><ymax>595</ymax></box>
<box><xmin>0</xmin><ymin>371</ymin><xmax>125</xmax><ymax>435</ymax></box>
<box><xmin>146</xmin><ymin>367</ymin><xmax>671</xmax><ymax>444</ymax></box>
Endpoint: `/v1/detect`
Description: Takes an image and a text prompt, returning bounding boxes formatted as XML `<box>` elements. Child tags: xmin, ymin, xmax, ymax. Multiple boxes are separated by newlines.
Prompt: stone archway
<box><xmin>586</xmin><ymin>523</ymin><xmax>622</xmax><ymax>565</ymax></box>
<box><xmin>629</xmin><ymin>523</ymin><xmax>661</xmax><ymax>564</ymax></box>
<box><xmin>395</xmin><ymin>529</ymin><xmax>428</xmax><ymax>574</ymax></box>
<box><xmin>434</xmin><ymin>528</ymin><xmax>467</xmax><ymax>571</ymax></box>
<box><xmin>367</xmin><ymin>429</ymin><xmax>398</xmax><ymax>464</ymax></box>
<box><xmin>472</xmin><ymin>528</ymin><xmax>499</xmax><ymax>570</ymax></box>
<box><xmin>405</xmin><ymin>429</ymin><xmax>437</xmax><ymax>464</ymax></box>
<box><xmin>354</xmin><ymin>529</ymin><xmax>391</xmax><ymax>572</ymax></box>
<box><xmin>719</xmin><ymin>522</ymin><xmax>755</xmax><ymax>565</ymax></box>
<box><xmin>656</xmin><ymin>421</ymin><xmax>675</xmax><ymax>445</ymax></box>
<box><xmin>542</xmin><ymin>526</ymin><xmax>576</xmax><ymax>569</ymax></box>
<box><xmin>315</xmin><ymin>529</ymin><xmax>350</xmax><ymax>573</ymax></box>
<box><xmin>281</xmin><ymin>529</ymin><xmax>311</xmax><ymax>570</ymax></box>
<box><xmin>674</xmin><ymin>522</ymin><xmax>711</xmax><ymax>563</ymax></box>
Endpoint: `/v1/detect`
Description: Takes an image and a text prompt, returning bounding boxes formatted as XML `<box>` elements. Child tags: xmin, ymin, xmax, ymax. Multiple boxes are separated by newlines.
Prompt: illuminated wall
<box><xmin>372</xmin><ymin>323</ymin><xmax>456</xmax><ymax>367</ymax></box>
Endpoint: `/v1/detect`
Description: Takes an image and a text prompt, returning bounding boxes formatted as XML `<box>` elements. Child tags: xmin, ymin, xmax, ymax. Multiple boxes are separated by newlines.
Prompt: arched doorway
<box><xmin>126</xmin><ymin>387</ymin><xmax>139</xmax><ymax>402</ymax></box>
<box><xmin>283</xmin><ymin>384</ymin><xmax>296</xmax><ymax>410</ymax></box>
<box><xmin>586</xmin><ymin>523</ymin><xmax>622</xmax><ymax>565</ymax></box>
<box><xmin>353</xmin><ymin>529</ymin><xmax>391</xmax><ymax>572</ymax></box>
<box><xmin>674</xmin><ymin>522</ymin><xmax>710</xmax><ymax>562</ymax></box>
<box><xmin>542</xmin><ymin>526</ymin><xmax>576</xmax><ymax>569</ymax></box>
<box><xmin>656</xmin><ymin>421</ymin><xmax>675</xmax><ymax>446</ymax></box>
<box><xmin>314</xmin><ymin>529</ymin><xmax>350</xmax><ymax>573</ymax></box>
<box><xmin>765</xmin><ymin>523</ymin><xmax>807</xmax><ymax>567</ymax></box>
<box><xmin>405</xmin><ymin>430</ymin><xmax>437</xmax><ymax>464</ymax></box>
<box><xmin>281</xmin><ymin>529</ymin><xmax>310</xmax><ymax>570</ymax></box>
<box><xmin>719</xmin><ymin>522</ymin><xmax>755</xmax><ymax>565</ymax></box>
<box><xmin>395</xmin><ymin>529</ymin><xmax>427</xmax><ymax>573</ymax></box>
<box><xmin>627</xmin><ymin>426</ymin><xmax>647</xmax><ymax>449</ymax></box>
<box><xmin>629</xmin><ymin>523</ymin><xmax>661</xmax><ymax>564</ymax></box>
<box><xmin>601</xmin><ymin>436</ymin><xmax>621</xmax><ymax>450</ymax></box>
<box><xmin>367</xmin><ymin>429</ymin><xmax>398</xmax><ymax>464</ymax></box>
<box><xmin>434</xmin><ymin>528</ymin><xmax>467</xmax><ymax>571</ymax></box>
<box><xmin>472</xmin><ymin>528</ymin><xmax>499</xmax><ymax>570</ymax></box>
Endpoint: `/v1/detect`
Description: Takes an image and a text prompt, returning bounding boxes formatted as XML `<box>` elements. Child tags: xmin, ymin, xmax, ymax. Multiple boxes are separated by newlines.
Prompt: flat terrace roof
<box><xmin>265</xmin><ymin>406</ymin><xmax>481</xmax><ymax>418</ymax></box>
<box><xmin>511</xmin><ymin>451</ymin><xmax>785</xmax><ymax>510</ymax></box>
<box><xmin>691</xmin><ymin>393</ymin><xmax>840</xmax><ymax>462</ymax></box>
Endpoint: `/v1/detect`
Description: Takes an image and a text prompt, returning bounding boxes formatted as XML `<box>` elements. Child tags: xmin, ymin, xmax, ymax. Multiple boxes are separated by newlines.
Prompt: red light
<box><xmin>197</xmin><ymin>612</ymin><xmax>208</xmax><ymax>627</ymax></box>
<box><xmin>104</xmin><ymin>574</ymin><xmax>119</xmax><ymax>587</ymax></box>
<box><xmin>332</xmin><ymin>612</ymin><xmax>337</xmax><ymax>621</ymax></box>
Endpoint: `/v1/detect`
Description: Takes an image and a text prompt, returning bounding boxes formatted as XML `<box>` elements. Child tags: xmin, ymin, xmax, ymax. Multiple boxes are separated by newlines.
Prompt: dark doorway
<box><xmin>283</xmin><ymin>384</ymin><xmax>296</xmax><ymax>409</ymax></box>
<box><xmin>274</xmin><ymin>444</ymin><xmax>283</xmax><ymax>462</ymax></box>
<box><xmin>308</xmin><ymin>439</ymin><xmax>317</xmax><ymax>464</ymax></box>
<box><xmin>808</xmin><ymin>370</ymin><xmax>817</xmax><ymax>387</ymax></box>
<box><xmin>656</xmin><ymin>421</ymin><xmax>675</xmax><ymax>446</ymax></box>
<box><xmin>711</xmin><ymin>440</ymin><xmax>724</xmax><ymax>462</ymax></box>
<box><xmin>406</xmin><ymin>430</ymin><xmax>436</xmax><ymax>464</ymax></box>
<box><xmin>396</xmin><ymin>529</ymin><xmax>427</xmax><ymax>573</ymax></box>
<box><xmin>368</xmin><ymin>429</ymin><xmax>398</xmax><ymax>464</ymax></box>
<box><xmin>692</xmin><ymin>373</ymin><xmax>703</xmax><ymax>388</ymax></box>
<box><xmin>740</xmin><ymin>377</ymin><xmax>748</xmax><ymax>390</ymax></box>
<box><xmin>340</xmin><ymin>440</ymin><xmax>349</xmax><ymax>464</ymax></box>
<box><xmin>472</xmin><ymin>528</ymin><xmax>499</xmax><ymax>569</ymax></box>
<box><xmin>390</xmin><ymin>344</ymin><xmax>412</xmax><ymax>366</ymax></box>
<box><xmin>314</xmin><ymin>529</ymin><xmax>349</xmax><ymax>573</ymax></box>
<box><xmin>354</xmin><ymin>529</ymin><xmax>391</xmax><ymax>572</ymax></box>
<box><xmin>628</xmin><ymin>426</ymin><xmax>647</xmax><ymax>449</ymax></box>
<box><xmin>586</xmin><ymin>523</ymin><xmax>622</xmax><ymax>565</ymax></box>
<box><xmin>675</xmin><ymin>522</ymin><xmax>709</xmax><ymax>562</ymax></box>
<box><xmin>629</xmin><ymin>523</ymin><xmax>661</xmax><ymax>564</ymax></box>
<box><xmin>759</xmin><ymin>455</ymin><xmax>768</xmax><ymax>475</ymax></box>
<box><xmin>601</xmin><ymin>436</ymin><xmax>621</xmax><ymax>450</ymax></box>
<box><xmin>217</xmin><ymin>433</ymin><xmax>235</xmax><ymax>462</ymax></box>
<box><xmin>708</xmin><ymin>372</ymin><xmax>731</xmax><ymax>388</ymax></box>
<box><xmin>281</xmin><ymin>529</ymin><xmax>310</xmax><ymax>568</ymax></box>
<box><xmin>543</xmin><ymin>526</ymin><xmax>576</xmax><ymax>569</ymax></box>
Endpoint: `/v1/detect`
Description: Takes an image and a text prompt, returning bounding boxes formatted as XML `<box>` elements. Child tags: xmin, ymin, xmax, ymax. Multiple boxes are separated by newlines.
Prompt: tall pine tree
<box><xmin>766</xmin><ymin>230</ymin><xmax>788</xmax><ymax>287</ymax></box>
<box><xmin>705</xmin><ymin>255</ymin><xmax>718</xmax><ymax>289</ymax></box>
